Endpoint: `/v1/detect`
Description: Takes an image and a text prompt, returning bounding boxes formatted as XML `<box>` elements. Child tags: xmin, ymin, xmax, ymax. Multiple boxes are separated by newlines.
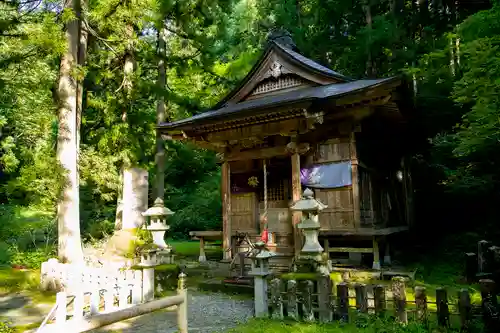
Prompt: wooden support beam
<box><xmin>223</xmin><ymin>143</ymin><xmax>310</xmax><ymax>162</ymax></box>
<box><xmin>226</xmin><ymin>146</ymin><xmax>288</xmax><ymax>161</ymax></box>
<box><xmin>221</xmin><ymin>161</ymin><xmax>232</xmax><ymax>261</ymax></box>
<box><xmin>373</xmin><ymin>237</ymin><xmax>381</xmax><ymax>270</ymax></box>
<box><xmin>350</xmin><ymin>132</ymin><xmax>361</xmax><ymax>228</ymax></box>
<box><xmin>328</xmin><ymin>247</ymin><xmax>373</xmax><ymax>253</ymax></box>
<box><xmin>206</xmin><ymin>117</ymin><xmax>304</xmax><ymax>142</ymax></box>
<box><xmin>290</xmin><ymin>148</ymin><xmax>302</xmax><ymax>257</ymax></box>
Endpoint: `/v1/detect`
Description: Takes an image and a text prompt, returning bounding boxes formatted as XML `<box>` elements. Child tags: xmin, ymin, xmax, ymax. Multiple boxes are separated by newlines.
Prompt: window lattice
<box><xmin>260</xmin><ymin>179</ymin><xmax>285</xmax><ymax>202</ymax></box>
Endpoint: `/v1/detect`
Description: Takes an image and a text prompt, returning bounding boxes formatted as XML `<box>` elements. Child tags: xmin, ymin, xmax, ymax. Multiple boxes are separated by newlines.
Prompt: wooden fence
<box><xmin>262</xmin><ymin>276</ymin><xmax>500</xmax><ymax>332</ymax></box>
<box><xmin>35</xmin><ymin>272</ymin><xmax>188</xmax><ymax>333</ymax></box>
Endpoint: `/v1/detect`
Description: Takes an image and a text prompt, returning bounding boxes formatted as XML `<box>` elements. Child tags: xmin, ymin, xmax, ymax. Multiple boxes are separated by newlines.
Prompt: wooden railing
<box><xmin>40</xmin><ymin>259</ymin><xmax>144</xmax><ymax>297</ymax></box>
<box><xmin>260</xmin><ymin>276</ymin><xmax>500</xmax><ymax>332</ymax></box>
<box><xmin>36</xmin><ymin>273</ymin><xmax>188</xmax><ymax>333</ymax></box>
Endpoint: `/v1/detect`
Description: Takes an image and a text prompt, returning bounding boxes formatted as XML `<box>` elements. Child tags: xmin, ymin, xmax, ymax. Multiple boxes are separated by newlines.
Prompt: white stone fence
<box><xmin>40</xmin><ymin>258</ymin><xmax>153</xmax><ymax>303</ymax></box>
<box><xmin>35</xmin><ymin>272</ymin><xmax>188</xmax><ymax>333</ymax></box>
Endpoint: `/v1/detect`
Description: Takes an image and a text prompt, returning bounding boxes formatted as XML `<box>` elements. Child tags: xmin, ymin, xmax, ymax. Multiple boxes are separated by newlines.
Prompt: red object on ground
<box><xmin>12</xmin><ymin>264</ymin><xmax>27</xmax><ymax>270</ymax></box>
<box><xmin>260</xmin><ymin>228</ymin><xmax>269</xmax><ymax>243</ymax></box>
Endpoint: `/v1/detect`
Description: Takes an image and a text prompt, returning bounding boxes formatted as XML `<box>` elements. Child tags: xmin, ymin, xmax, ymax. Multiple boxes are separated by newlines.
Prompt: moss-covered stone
<box><xmin>154</xmin><ymin>264</ymin><xmax>180</xmax><ymax>272</ymax></box>
<box><xmin>102</xmin><ymin>228</ymin><xmax>140</xmax><ymax>259</ymax></box>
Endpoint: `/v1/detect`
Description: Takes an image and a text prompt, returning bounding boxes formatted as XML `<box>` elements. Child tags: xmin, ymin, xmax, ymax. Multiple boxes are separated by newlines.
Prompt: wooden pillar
<box><xmin>221</xmin><ymin>161</ymin><xmax>232</xmax><ymax>261</ymax></box>
<box><xmin>372</xmin><ymin>237</ymin><xmax>381</xmax><ymax>270</ymax></box>
<box><xmin>291</xmin><ymin>151</ymin><xmax>302</xmax><ymax>257</ymax></box>
<box><xmin>349</xmin><ymin>133</ymin><xmax>361</xmax><ymax>227</ymax></box>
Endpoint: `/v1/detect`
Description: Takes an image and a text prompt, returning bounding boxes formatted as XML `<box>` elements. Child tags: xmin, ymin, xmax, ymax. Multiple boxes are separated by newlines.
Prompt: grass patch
<box><xmin>0</xmin><ymin>268</ymin><xmax>40</xmax><ymax>294</ymax></box>
<box><xmin>0</xmin><ymin>267</ymin><xmax>56</xmax><ymax>302</ymax></box>
<box><xmin>226</xmin><ymin>318</ymin><xmax>428</xmax><ymax>333</ymax></box>
<box><xmin>280</xmin><ymin>273</ymin><xmax>319</xmax><ymax>281</ymax></box>
<box><xmin>227</xmin><ymin>316</ymin><xmax>484</xmax><ymax>333</ymax></box>
<box><xmin>169</xmin><ymin>239</ymin><xmax>222</xmax><ymax>260</ymax></box>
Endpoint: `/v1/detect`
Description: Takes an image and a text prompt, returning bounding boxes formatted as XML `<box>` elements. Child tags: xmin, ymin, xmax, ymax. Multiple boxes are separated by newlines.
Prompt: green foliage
<box><xmin>9</xmin><ymin>246</ymin><xmax>56</xmax><ymax>269</ymax></box>
<box><xmin>0</xmin><ymin>321</ymin><xmax>15</xmax><ymax>333</ymax></box>
<box><xmin>421</xmin><ymin>4</ymin><xmax>500</xmax><ymax>201</ymax></box>
<box><xmin>163</xmin><ymin>142</ymin><xmax>221</xmax><ymax>238</ymax></box>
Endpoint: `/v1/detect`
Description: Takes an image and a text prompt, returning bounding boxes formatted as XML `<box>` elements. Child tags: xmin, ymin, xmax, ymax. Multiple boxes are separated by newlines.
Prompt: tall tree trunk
<box><xmin>295</xmin><ymin>0</ymin><xmax>302</xmax><ymax>30</ymax></box>
<box><xmin>118</xmin><ymin>24</ymin><xmax>149</xmax><ymax>230</ymax></box>
<box><xmin>155</xmin><ymin>27</ymin><xmax>166</xmax><ymax>201</ymax></box>
<box><xmin>363</xmin><ymin>0</ymin><xmax>373</xmax><ymax>77</ymax></box>
<box><xmin>76</xmin><ymin>0</ymin><xmax>88</xmax><ymax>152</ymax></box>
<box><xmin>56</xmin><ymin>0</ymin><xmax>84</xmax><ymax>263</ymax></box>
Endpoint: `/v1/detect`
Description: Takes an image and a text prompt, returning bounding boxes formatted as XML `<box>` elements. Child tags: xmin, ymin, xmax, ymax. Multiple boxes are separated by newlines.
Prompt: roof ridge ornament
<box><xmin>267</xmin><ymin>29</ymin><xmax>298</xmax><ymax>51</ymax></box>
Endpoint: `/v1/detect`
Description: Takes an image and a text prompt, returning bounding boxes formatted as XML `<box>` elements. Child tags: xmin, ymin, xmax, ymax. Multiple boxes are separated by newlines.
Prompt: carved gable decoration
<box><xmin>224</xmin><ymin>44</ymin><xmax>345</xmax><ymax>106</ymax></box>
<box><xmin>247</xmin><ymin>74</ymin><xmax>313</xmax><ymax>99</ymax></box>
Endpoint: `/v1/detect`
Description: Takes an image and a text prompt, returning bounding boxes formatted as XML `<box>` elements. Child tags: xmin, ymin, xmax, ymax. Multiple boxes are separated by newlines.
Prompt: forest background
<box><xmin>1</xmin><ymin>0</ymin><xmax>499</xmax><ymax>271</ymax></box>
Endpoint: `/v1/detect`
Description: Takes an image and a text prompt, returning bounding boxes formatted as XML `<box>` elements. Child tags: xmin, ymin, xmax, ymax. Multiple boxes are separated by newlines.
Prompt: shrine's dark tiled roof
<box><xmin>273</xmin><ymin>42</ymin><xmax>349</xmax><ymax>82</ymax></box>
<box><xmin>159</xmin><ymin>77</ymin><xmax>399</xmax><ymax>131</ymax></box>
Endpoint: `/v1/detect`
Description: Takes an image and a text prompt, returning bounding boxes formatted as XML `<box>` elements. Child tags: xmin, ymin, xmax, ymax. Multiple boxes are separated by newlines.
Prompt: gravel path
<box><xmin>91</xmin><ymin>291</ymin><xmax>254</xmax><ymax>333</ymax></box>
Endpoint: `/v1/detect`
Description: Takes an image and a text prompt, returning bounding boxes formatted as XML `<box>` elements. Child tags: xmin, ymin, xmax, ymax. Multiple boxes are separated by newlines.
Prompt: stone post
<box><xmin>290</xmin><ymin>188</ymin><xmax>328</xmax><ymax>274</ymax></box>
<box><xmin>384</xmin><ymin>241</ymin><xmax>392</xmax><ymax>266</ymax></box>
<box><xmin>142</xmin><ymin>198</ymin><xmax>175</xmax><ymax>264</ymax></box>
<box><xmin>478</xmin><ymin>240</ymin><xmax>491</xmax><ymax>273</ymax></box>
<box><xmin>198</xmin><ymin>237</ymin><xmax>206</xmax><ymax>263</ymax></box>
<box><xmin>248</xmin><ymin>241</ymin><xmax>276</xmax><ymax>317</ymax></box>
<box><xmin>177</xmin><ymin>272</ymin><xmax>188</xmax><ymax>333</ymax></box>
<box><xmin>138</xmin><ymin>249</ymin><xmax>159</xmax><ymax>302</ymax></box>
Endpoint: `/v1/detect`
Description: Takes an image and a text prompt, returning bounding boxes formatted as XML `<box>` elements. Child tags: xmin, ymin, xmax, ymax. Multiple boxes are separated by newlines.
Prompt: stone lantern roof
<box><xmin>290</xmin><ymin>188</ymin><xmax>327</xmax><ymax>213</ymax></box>
<box><xmin>247</xmin><ymin>241</ymin><xmax>277</xmax><ymax>259</ymax></box>
<box><xmin>142</xmin><ymin>198</ymin><xmax>174</xmax><ymax>217</ymax></box>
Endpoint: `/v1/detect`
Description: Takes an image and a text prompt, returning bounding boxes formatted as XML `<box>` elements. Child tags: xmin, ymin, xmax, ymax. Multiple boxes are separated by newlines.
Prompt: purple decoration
<box><xmin>300</xmin><ymin>161</ymin><xmax>352</xmax><ymax>189</ymax></box>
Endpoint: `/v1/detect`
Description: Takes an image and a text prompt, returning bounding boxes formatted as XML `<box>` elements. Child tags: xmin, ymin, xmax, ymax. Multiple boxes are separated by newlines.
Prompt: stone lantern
<box><xmin>142</xmin><ymin>198</ymin><xmax>175</xmax><ymax>264</ymax></box>
<box><xmin>248</xmin><ymin>240</ymin><xmax>276</xmax><ymax>318</ymax></box>
<box><xmin>248</xmin><ymin>241</ymin><xmax>277</xmax><ymax>275</ymax></box>
<box><xmin>290</xmin><ymin>188</ymin><xmax>328</xmax><ymax>273</ymax></box>
<box><xmin>142</xmin><ymin>198</ymin><xmax>174</xmax><ymax>248</ymax></box>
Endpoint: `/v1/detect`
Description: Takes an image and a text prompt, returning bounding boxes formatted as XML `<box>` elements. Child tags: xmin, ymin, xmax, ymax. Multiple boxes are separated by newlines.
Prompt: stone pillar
<box><xmin>139</xmin><ymin>250</ymin><xmax>158</xmax><ymax>302</ymax></box>
<box><xmin>122</xmin><ymin>168</ymin><xmax>149</xmax><ymax>229</ymax></box>
<box><xmin>478</xmin><ymin>240</ymin><xmax>491</xmax><ymax>273</ymax></box>
<box><xmin>248</xmin><ymin>241</ymin><xmax>276</xmax><ymax>318</ymax></box>
<box><xmin>198</xmin><ymin>237</ymin><xmax>207</xmax><ymax>263</ymax></box>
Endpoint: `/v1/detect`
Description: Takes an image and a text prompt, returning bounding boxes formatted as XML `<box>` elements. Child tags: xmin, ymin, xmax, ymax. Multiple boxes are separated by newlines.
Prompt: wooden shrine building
<box><xmin>159</xmin><ymin>32</ymin><xmax>414</xmax><ymax>271</ymax></box>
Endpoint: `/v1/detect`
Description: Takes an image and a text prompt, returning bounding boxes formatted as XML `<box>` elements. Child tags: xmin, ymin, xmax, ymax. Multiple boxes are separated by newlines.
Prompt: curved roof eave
<box><xmin>159</xmin><ymin>77</ymin><xmax>400</xmax><ymax>131</ymax></box>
